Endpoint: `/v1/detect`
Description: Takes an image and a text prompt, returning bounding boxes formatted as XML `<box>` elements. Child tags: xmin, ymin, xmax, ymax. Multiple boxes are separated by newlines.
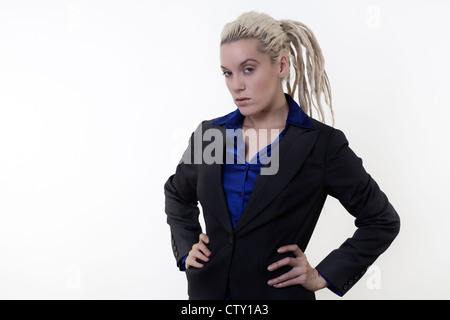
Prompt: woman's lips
<box><xmin>235</xmin><ymin>97</ymin><xmax>251</xmax><ymax>106</ymax></box>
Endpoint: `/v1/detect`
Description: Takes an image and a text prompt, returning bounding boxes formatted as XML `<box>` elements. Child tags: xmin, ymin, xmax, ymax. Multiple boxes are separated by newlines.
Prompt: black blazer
<box><xmin>164</xmin><ymin>117</ymin><xmax>400</xmax><ymax>300</ymax></box>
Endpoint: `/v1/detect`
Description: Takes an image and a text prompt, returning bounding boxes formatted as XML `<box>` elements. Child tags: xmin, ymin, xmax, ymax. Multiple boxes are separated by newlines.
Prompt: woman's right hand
<box><xmin>186</xmin><ymin>233</ymin><xmax>211</xmax><ymax>269</ymax></box>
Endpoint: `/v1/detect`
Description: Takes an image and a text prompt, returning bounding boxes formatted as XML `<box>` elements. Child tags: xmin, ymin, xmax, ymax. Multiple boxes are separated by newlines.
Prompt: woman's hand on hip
<box><xmin>267</xmin><ymin>244</ymin><xmax>328</xmax><ymax>292</ymax></box>
<box><xmin>186</xmin><ymin>233</ymin><xmax>211</xmax><ymax>269</ymax></box>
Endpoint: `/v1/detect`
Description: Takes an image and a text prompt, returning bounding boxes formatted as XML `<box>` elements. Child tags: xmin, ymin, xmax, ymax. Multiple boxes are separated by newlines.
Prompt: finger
<box><xmin>186</xmin><ymin>234</ymin><xmax>212</xmax><ymax>270</ymax></box>
<box><xmin>186</xmin><ymin>247</ymin><xmax>210</xmax><ymax>268</ymax></box>
<box><xmin>192</xmin><ymin>251</ymin><xmax>209</xmax><ymax>262</ymax></box>
<box><xmin>267</xmin><ymin>269</ymin><xmax>300</xmax><ymax>286</ymax></box>
<box><xmin>195</xmin><ymin>240</ymin><xmax>211</xmax><ymax>258</ymax></box>
<box><xmin>267</xmin><ymin>257</ymin><xmax>299</xmax><ymax>272</ymax></box>
<box><xmin>186</xmin><ymin>256</ymin><xmax>204</xmax><ymax>269</ymax></box>
<box><xmin>272</xmin><ymin>276</ymin><xmax>304</xmax><ymax>288</ymax></box>
<box><xmin>277</xmin><ymin>244</ymin><xmax>303</xmax><ymax>258</ymax></box>
<box><xmin>199</xmin><ymin>233</ymin><xmax>210</xmax><ymax>244</ymax></box>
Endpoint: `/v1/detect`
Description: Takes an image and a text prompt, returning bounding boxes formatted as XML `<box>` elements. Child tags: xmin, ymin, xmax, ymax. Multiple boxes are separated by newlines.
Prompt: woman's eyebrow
<box><xmin>239</xmin><ymin>58</ymin><xmax>259</xmax><ymax>66</ymax></box>
<box><xmin>221</xmin><ymin>58</ymin><xmax>259</xmax><ymax>70</ymax></box>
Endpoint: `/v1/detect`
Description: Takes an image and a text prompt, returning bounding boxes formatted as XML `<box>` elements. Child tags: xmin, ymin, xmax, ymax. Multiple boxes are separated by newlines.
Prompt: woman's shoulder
<box><xmin>308</xmin><ymin>117</ymin><xmax>342</xmax><ymax>137</ymax></box>
<box><xmin>308</xmin><ymin>117</ymin><xmax>334</xmax><ymax>132</ymax></box>
<box><xmin>308</xmin><ymin>117</ymin><xmax>350</xmax><ymax>150</ymax></box>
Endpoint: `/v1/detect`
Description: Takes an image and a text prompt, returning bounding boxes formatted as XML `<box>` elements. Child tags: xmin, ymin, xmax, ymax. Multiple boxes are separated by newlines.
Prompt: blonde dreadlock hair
<box><xmin>221</xmin><ymin>11</ymin><xmax>334</xmax><ymax>125</ymax></box>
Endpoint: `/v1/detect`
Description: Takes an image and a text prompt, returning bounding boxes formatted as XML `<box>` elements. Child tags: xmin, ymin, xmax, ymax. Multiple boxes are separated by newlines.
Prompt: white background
<box><xmin>0</xmin><ymin>0</ymin><xmax>449</xmax><ymax>299</ymax></box>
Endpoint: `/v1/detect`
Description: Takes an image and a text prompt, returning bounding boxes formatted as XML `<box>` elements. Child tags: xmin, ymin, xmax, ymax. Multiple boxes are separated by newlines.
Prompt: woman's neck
<box><xmin>243</xmin><ymin>93</ymin><xmax>289</xmax><ymax>130</ymax></box>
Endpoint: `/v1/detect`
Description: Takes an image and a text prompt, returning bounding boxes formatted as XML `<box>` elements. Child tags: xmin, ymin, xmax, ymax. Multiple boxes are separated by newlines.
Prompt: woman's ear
<box><xmin>278</xmin><ymin>54</ymin><xmax>290</xmax><ymax>79</ymax></box>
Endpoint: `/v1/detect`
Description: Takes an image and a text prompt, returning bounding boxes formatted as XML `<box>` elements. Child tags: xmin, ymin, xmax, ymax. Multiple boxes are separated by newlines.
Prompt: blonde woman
<box><xmin>165</xmin><ymin>11</ymin><xmax>400</xmax><ymax>300</ymax></box>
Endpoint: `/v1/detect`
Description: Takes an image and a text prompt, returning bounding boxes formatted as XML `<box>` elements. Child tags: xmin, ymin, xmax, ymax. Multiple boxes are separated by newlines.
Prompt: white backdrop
<box><xmin>0</xmin><ymin>0</ymin><xmax>449</xmax><ymax>300</ymax></box>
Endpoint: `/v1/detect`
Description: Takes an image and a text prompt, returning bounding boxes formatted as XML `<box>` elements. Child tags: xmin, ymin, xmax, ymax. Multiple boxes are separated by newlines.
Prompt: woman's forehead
<box><xmin>220</xmin><ymin>39</ymin><xmax>268</xmax><ymax>68</ymax></box>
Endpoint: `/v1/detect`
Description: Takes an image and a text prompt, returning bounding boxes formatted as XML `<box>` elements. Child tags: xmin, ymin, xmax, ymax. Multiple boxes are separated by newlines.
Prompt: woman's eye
<box><xmin>244</xmin><ymin>67</ymin><xmax>254</xmax><ymax>74</ymax></box>
<box><xmin>222</xmin><ymin>71</ymin><xmax>232</xmax><ymax>77</ymax></box>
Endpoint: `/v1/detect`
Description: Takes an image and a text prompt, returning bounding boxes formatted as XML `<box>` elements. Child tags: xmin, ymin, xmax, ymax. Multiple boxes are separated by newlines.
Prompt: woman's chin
<box><xmin>237</xmin><ymin>105</ymin><xmax>260</xmax><ymax>117</ymax></box>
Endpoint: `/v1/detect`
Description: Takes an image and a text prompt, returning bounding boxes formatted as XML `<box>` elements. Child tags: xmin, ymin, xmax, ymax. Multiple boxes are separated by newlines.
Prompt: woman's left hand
<box><xmin>267</xmin><ymin>244</ymin><xmax>328</xmax><ymax>292</ymax></box>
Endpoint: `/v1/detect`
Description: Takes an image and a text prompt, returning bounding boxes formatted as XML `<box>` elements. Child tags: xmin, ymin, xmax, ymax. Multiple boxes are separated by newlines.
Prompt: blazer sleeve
<box><xmin>315</xmin><ymin>128</ymin><xmax>400</xmax><ymax>296</ymax></box>
<box><xmin>164</xmin><ymin>129</ymin><xmax>203</xmax><ymax>267</ymax></box>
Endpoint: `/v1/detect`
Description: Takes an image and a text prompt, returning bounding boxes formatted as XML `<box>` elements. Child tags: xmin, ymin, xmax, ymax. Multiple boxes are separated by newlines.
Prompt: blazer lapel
<box><xmin>200</xmin><ymin>124</ymin><xmax>234</xmax><ymax>234</ymax></box>
<box><xmin>235</xmin><ymin>125</ymin><xmax>320</xmax><ymax>233</ymax></box>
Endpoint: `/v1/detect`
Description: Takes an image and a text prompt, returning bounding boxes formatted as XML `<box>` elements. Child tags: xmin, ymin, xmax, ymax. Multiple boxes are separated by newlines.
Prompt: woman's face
<box><xmin>220</xmin><ymin>38</ymin><xmax>288</xmax><ymax>117</ymax></box>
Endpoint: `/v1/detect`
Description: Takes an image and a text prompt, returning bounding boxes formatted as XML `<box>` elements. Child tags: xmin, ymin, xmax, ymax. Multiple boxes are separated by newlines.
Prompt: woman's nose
<box><xmin>231</xmin><ymin>75</ymin><xmax>245</xmax><ymax>93</ymax></box>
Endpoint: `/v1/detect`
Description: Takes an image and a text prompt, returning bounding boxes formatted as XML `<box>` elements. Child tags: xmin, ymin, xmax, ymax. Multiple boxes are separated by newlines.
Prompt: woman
<box><xmin>164</xmin><ymin>11</ymin><xmax>400</xmax><ymax>300</ymax></box>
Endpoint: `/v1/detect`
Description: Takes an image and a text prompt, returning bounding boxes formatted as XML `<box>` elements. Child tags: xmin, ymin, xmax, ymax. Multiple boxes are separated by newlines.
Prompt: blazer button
<box><xmin>229</xmin><ymin>236</ymin><xmax>233</xmax><ymax>244</ymax></box>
